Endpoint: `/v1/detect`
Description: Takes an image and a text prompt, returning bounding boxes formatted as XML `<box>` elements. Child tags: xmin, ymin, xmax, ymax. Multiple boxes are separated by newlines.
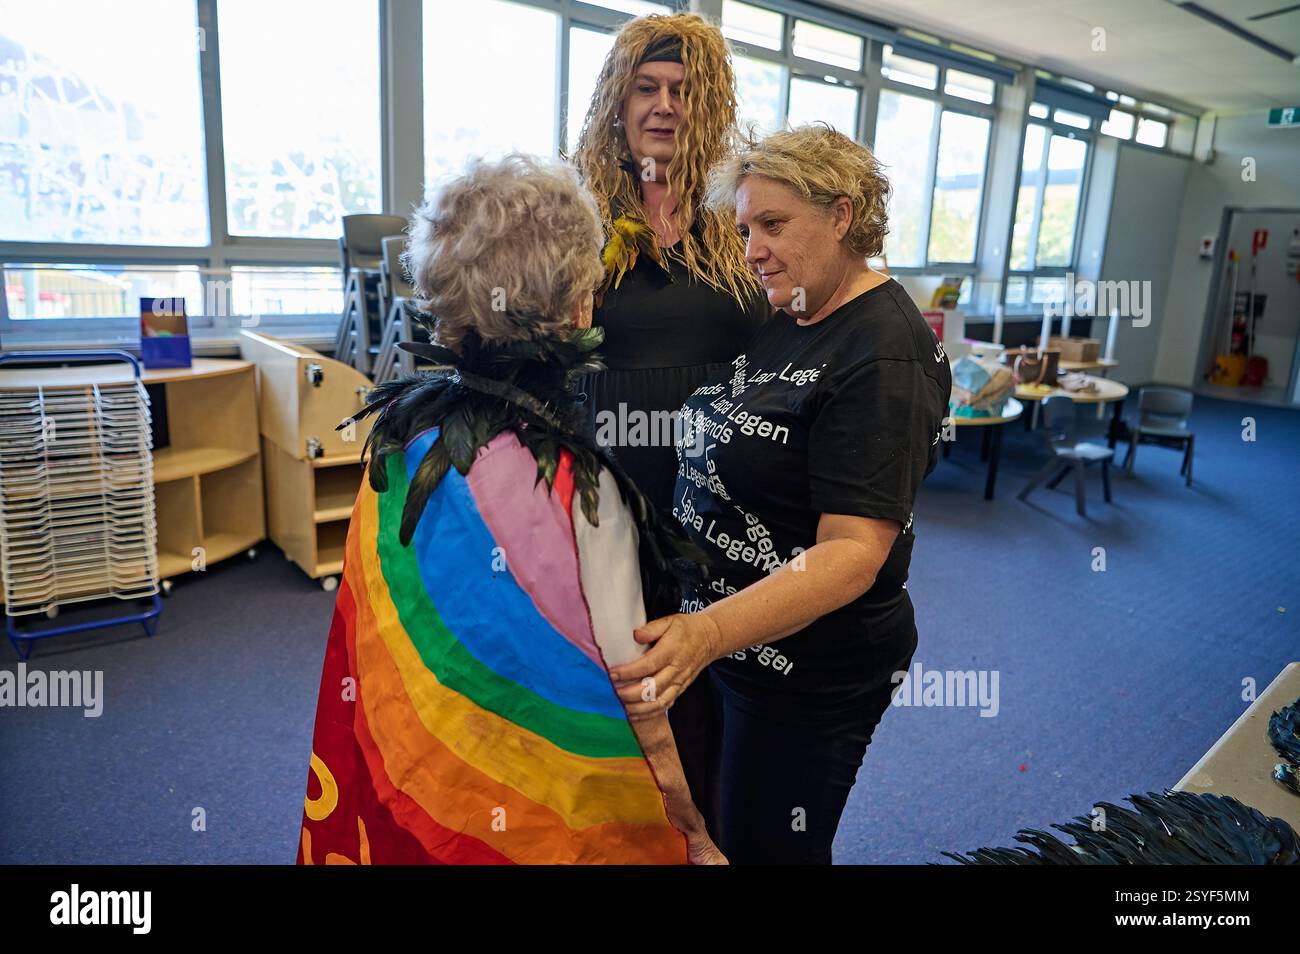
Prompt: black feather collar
<box><xmin>340</xmin><ymin>326</ymin><xmax>709</xmax><ymax>611</ymax></box>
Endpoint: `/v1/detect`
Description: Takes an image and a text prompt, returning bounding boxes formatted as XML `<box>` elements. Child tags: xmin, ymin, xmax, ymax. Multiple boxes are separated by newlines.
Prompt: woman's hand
<box><xmin>687</xmin><ymin>831</ymin><xmax>729</xmax><ymax>865</ymax></box>
<box><xmin>663</xmin><ymin>790</ymin><xmax>728</xmax><ymax>865</ymax></box>
<box><xmin>608</xmin><ymin>612</ymin><xmax>723</xmax><ymax>722</ymax></box>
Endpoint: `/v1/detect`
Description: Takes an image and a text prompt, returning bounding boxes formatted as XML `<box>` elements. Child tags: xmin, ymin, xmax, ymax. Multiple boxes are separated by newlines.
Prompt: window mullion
<box><xmin>197</xmin><ymin>0</ymin><xmax>230</xmax><ymax>261</ymax></box>
<box><xmin>777</xmin><ymin>12</ymin><xmax>793</xmax><ymax>124</ymax></box>
<box><xmin>919</xmin><ymin>105</ymin><xmax>940</xmax><ymax>265</ymax></box>
<box><xmin>557</xmin><ymin>11</ymin><xmax>571</xmax><ymax>156</ymax></box>
<box><xmin>860</xmin><ymin>39</ymin><xmax>882</xmax><ymax>147</ymax></box>
<box><xmin>1026</xmin><ymin>126</ymin><xmax>1049</xmax><ymax>273</ymax></box>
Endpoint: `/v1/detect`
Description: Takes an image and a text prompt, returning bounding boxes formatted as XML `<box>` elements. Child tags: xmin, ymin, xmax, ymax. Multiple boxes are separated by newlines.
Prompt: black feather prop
<box><xmin>337</xmin><ymin>324</ymin><xmax>711</xmax><ymax>614</ymax></box>
<box><xmin>940</xmin><ymin>790</ymin><xmax>1300</xmax><ymax>865</ymax></box>
<box><xmin>1267</xmin><ymin>695</ymin><xmax>1300</xmax><ymax>796</ymax></box>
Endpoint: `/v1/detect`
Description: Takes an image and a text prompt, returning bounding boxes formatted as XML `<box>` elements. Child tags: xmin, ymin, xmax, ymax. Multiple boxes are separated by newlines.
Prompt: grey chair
<box><xmin>1018</xmin><ymin>395</ymin><xmax>1115</xmax><ymax>517</ymax></box>
<box><xmin>334</xmin><ymin>213</ymin><xmax>407</xmax><ymax>377</ymax></box>
<box><xmin>372</xmin><ymin>235</ymin><xmax>418</xmax><ymax>385</ymax></box>
<box><xmin>1123</xmin><ymin>387</ymin><xmax>1195</xmax><ymax>487</ymax></box>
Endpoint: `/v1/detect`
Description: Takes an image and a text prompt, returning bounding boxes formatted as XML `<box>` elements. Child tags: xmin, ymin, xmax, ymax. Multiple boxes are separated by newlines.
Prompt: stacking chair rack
<box><xmin>333</xmin><ymin>213</ymin><xmax>408</xmax><ymax>377</ymax></box>
<box><xmin>0</xmin><ymin>351</ymin><xmax>162</xmax><ymax>659</ymax></box>
<box><xmin>372</xmin><ymin>234</ymin><xmax>419</xmax><ymax>385</ymax></box>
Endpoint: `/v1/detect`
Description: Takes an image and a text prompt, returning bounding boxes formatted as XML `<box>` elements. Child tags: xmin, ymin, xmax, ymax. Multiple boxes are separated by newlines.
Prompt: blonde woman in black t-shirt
<box><xmin>608</xmin><ymin>124</ymin><xmax>953</xmax><ymax>864</ymax></box>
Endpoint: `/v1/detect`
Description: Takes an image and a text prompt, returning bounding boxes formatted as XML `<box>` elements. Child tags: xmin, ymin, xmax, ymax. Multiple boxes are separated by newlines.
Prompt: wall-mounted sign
<box><xmin>1266</xmin><ymin>107</ymin><xmax>1299</xmax><ymax>127</ymax></box>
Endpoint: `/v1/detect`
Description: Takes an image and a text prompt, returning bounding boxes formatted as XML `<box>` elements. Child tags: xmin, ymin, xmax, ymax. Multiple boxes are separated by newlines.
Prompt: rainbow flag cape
<box><xmin>296</xmin><ymin>428</ymin><xmax>688</xmax><ymax>864</ymax></box>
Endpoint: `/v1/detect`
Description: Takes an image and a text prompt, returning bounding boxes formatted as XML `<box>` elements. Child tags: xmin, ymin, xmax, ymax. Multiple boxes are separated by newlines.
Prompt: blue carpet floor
<box><xmin>1</xmin><ymin>395</ymin><xmax>1296</xmax><ymax>864</ymax></box>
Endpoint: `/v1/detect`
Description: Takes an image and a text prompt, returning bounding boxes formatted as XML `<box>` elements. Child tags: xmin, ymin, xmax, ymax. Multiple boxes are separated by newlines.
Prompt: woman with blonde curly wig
<box><xmin>572</xmin><ymin>10</ymin><xmax>768</xmax><ymax>842</ymax></box>
<box><xmin>608</xmin><ymin>125</ymin><xmax>953</xmax><ymax>864</ymax></box>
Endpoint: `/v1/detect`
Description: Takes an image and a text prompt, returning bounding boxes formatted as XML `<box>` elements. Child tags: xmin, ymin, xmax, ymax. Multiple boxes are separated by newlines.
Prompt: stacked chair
<box><xmin>371</xmin><ymin>235</ymin><xmax>419</xmax><ymax>385</ymax></box>
<box><xmin>333</xmin><ymin>213</ymin><xmax>407</xmax><ymax>377</ymax></box>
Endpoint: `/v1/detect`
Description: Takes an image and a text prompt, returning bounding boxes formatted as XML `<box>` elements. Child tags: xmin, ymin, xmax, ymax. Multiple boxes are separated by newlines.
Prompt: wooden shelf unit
<box><xmin>262</xmin><ymin>439</ymin><xmax>365</xmax><ymax>580</ymax></box>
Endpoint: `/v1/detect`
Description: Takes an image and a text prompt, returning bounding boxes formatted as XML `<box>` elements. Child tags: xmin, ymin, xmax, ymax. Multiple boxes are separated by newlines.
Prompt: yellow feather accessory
<box><xmin>596</xmin><ymin>214</ymin><xmax>658</xmax><ymax>307</ymax></box>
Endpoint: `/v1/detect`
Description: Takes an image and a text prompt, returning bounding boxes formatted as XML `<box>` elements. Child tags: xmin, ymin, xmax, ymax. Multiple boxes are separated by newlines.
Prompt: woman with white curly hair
<box><xmin>295</xmin><ymin>153</ymin><xmax>724</xmax><ymax>865</ymax></box>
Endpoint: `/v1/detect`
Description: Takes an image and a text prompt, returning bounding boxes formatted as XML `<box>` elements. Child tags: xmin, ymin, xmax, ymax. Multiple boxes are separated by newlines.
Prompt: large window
<box><xmin>873</xmin><ymin>91</ymin><xmax>990</xmax><ymax>267</ymax></box>
<box><xmin>566</xmin><ymin>27</ymin><xmax>616</xmax><ymax>153</ymax></box>
<box><xmin>722</xmin><ymin>0</ymin><xmax>783</xmax><ymax>51</ymax></box>
<box><xmin>1</xmin><ymin>262</ymin><xmax>339</xmax><ymax>324</ymax></box>
<box><xmin>1098</xmin><ymin>91</ymin><xmax>1195</xmax><ymax>154</ymax></box>
<box><xmin>1009</xmin><ymin>124</ymin><xmax>1088</xmax><ymax>272</ymax></box>
<box><xmin>733</xmin><ymin>55</ymin><xmax>784</xmax><ymax>138</ymax></box>
<box><xmin>0</xmin><ymin>0</ymin><xmax>209</xmax><ymax>245</ymax></box>
<box><xmin>423</xmin><ymin>0</ymin><xmax>559</xmax><ymax>190</ymax></box>
<box><xmin>726</xmin><ymin>0</ymin><xmax>867</xmax><ymax>142</ymax></box>
<box><xmin>3</xmin><ymin>264</ymin><xmax>204</xmax><ymax>319</ymax></box>
<box><xmin>219</xmin><ymin>0</ymin><xmax>382</xmax><ymax>238</ymax></box>
<box><xmin>792</xmin><ymin>20</ymin><xmax>862</xmax><ymax>71</ymax></box>
<box><xmin>873</xmin><ymin>91</ymin><xmax>936</xmax><ymax>267</ymax></box>
<box><xmin>929</xmin><ymin>111</ymin><xmax>991</xmax><ymax>263</ymax></box>
<box><xmin>1</xmin><ymin>0</ymin><xmax>1201</xmax><ymax>340</ymax></box>
<box><xmin>786</xmin><ymin>77</ymin><xmax>857</xmax><ymax>136</ymax></box>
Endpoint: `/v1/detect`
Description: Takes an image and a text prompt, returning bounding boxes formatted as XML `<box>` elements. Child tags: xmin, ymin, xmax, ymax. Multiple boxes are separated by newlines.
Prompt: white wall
<box><xmin>1099</xmin><ymin>143</ymin><xmax>1190</xmax><ymax>387</ymax></box>
<box><xmin>1152</xmin><ymin>112</ymin><xmax>1300</xmax><ymax>388</ymax></box>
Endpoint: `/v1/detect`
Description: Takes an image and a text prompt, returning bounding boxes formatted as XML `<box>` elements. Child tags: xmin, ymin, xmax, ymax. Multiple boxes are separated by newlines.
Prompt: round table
<box><xmin>1015</xmin><ymin>375</ymin><xmax>1130</xmax><ymax>445</ymax></box>
<box><xmin>1058</xmin><ymin>357</ymin><xmax>1120</xmax><ymax>374</ymax></box>
<box><xmin>945</xmin><ymin>397</ymin><xmax>1023</xmax><ymax>500</ymax></box>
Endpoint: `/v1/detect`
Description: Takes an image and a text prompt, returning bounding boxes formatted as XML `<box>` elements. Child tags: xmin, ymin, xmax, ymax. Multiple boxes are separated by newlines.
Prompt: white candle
<box><xmin>1104</xmin><ymin>307</ymin><xmax>1119</xmax><ymax>362</ymax></box>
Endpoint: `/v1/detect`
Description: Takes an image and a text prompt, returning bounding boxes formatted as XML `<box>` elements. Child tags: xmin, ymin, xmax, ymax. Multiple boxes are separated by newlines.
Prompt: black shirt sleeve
<box><xmin>807</xmin><ymin>357</ymin><xmax>945</xmax><ymax>526</ymax></box>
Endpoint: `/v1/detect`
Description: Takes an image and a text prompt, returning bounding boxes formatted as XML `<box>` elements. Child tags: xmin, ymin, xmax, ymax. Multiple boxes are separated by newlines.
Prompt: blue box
<box><xmin>140</xmin><ymin>297</ymin><xmax>193</xmax><ymax>369</ymax></box>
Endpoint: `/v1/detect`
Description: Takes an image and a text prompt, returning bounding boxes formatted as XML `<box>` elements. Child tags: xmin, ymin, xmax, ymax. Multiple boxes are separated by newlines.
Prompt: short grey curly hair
<box><xmin>403</xmin><ymin>153</ymin><xmax>605</xmax><ymax>350</ymax></box>
<box><xmin>704</xmin><ymin>124</ymin><xmax>891</xmax><ymax>259</ymax></box>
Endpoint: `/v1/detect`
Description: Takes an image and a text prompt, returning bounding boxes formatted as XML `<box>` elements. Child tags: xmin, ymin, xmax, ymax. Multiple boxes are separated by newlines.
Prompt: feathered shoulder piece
<box><xmin>338</xmin><ymin>326</ymin><xmax>709</xmax><ymax>610</ymax></box>
<box><xmin>595</xmin><ymin>213</ymin><xmax>660</xmax><ymax>308</ymax></box>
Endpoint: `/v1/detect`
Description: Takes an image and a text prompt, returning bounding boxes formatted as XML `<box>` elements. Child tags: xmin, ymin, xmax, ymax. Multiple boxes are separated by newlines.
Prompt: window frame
<box><xmin>721</xmin><ymin>4</ymin><xmax>874</xmax><ymax>143</ymax></box>
<box><xmin>1</xmin><ymin>0</ymin><xmax>1206</xmax><ymax>344</ymax></box>
<box><xmin>1002</xmin><ymin>114</ymin><xmax>1094</xmax><ymax>312</ymax></box>
<box><xmin>874</xmin><ymin>66</ymin><xmax>997</xmax><ymax>274</ymax></box>
<box><xmin>0</xmin><ymin>0</ymin><xmax>376</xmax><ymax>347</ymax></box>
<box><xmin>0</xmin><ymin>0</ymin><xmax>686</xmax><ymax>348</ymax></box>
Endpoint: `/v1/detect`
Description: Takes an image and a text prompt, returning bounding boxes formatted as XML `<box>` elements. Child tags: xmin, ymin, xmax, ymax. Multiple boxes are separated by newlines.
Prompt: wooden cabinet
<box><xmin>239</xmin><ymin>331</ymin><xmax>372</xmax><ymax>589</ymax></box>
<box><xmin>145</xmin><ymin>360</ymin><xmax>265</xmax><ymax>587</ymax></box>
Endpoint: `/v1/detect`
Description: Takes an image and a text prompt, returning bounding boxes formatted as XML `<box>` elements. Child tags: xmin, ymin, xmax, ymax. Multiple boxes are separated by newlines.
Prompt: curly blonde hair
<box><xmin>704</xmin><ymin>124</ymin><xmax>892</xmax><ymax>259</ymax></box>
<box><xmin>402</xmin><ymin>153</ymin><xmax>605</xmax><ymax>351</ymax></box>
<box><xmin>571</xmin><ymin>11</ymin><xmax>760</xmax><ymax>306</ymax></box>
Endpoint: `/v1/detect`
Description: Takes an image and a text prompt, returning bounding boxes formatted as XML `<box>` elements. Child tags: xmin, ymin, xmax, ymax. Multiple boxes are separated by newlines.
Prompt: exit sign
<box><xmin>1267</xmin><ymin>107</ymin><xmax>1299</xmax><ymax>127</ymax></box>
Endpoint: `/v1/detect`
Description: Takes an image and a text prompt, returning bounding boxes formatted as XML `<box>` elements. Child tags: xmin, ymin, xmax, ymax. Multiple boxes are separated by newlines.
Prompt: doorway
<box><xmin>1195</xmin><ymin>206</ymin><xmax>1300</xmax><ymax>407</ymax></box>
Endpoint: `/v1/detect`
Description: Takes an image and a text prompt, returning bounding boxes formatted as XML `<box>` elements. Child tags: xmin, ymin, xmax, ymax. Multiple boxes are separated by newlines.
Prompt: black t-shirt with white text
<box><xmin>672</xmin><ymin>278</ymin><xmax>952</xmax><ymax>702</ymax></box>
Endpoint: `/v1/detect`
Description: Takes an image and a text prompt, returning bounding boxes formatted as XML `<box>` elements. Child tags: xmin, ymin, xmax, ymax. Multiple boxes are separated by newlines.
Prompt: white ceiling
<box><xmin>834</xmin><ymin>0</ymin><xmax>1300</xmax><ymax>114</ymax></box>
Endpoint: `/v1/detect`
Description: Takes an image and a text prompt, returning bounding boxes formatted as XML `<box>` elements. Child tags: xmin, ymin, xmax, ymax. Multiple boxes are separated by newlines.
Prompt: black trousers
<box><xmin>708</xmin><ymin>660</ymin><xmax>912</xmax><ymax>865</ymax></box>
